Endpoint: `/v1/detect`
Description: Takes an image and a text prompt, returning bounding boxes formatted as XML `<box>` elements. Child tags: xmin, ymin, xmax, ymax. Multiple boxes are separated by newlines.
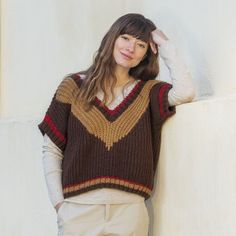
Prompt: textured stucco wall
<box><xmin>1</xmin><ymin>0</ymin><xmax>236</xmax><ymax>118</ymax></box>
<box><xmin>1</xmin><ymin>97</ymin><xmax>236</xmax><ymax>236</ymax></box>
<box><xmin>147</xmin><ymin>95</ymin><xmax>236</xmax><ymax>236</ymax></box>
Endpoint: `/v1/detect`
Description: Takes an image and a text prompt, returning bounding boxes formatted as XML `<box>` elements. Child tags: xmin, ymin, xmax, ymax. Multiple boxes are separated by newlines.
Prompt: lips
<box><xmin>120</xmin><ymin>52</ymin><xmax>133</xmax><ymax>60</ymax></box>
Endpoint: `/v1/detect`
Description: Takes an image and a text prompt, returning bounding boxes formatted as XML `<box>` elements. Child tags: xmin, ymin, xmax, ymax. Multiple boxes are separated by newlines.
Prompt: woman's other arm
<box><xmin>42</xmin><ymin>134</ymin><xmax>64</xmax><ymax>212</ymax></box>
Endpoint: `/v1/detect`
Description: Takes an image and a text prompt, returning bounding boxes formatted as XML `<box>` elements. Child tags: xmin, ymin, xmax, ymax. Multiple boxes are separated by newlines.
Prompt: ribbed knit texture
<box><xmin>38</xmin><ymin>73</ymin><xmax>176</xmax><ymax>200</ymax></box>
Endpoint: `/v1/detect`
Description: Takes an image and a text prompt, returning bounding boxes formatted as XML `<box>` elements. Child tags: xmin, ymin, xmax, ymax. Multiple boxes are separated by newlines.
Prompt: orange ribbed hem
<box><xmin>63</xmin><ymin>176</ymin><xmax>152</xmax><ymax>196</ymax></box>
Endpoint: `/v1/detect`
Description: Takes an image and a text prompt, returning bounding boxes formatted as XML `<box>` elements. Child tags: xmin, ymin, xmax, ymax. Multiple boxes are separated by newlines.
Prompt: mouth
<box><xmin>120</xmin><ymin>52</ymin><xmax>133</xmax><ymax>60</ymax></box>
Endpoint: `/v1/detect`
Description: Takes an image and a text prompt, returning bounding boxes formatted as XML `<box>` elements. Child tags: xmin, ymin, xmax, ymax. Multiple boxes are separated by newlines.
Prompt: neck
<box><xmin>114</xmin><ymin>65</ymin><xmax>133</xmax><ymax>87</ymax></box>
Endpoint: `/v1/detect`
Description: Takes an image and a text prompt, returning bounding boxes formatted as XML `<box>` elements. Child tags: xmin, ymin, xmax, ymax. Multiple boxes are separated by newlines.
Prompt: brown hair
<box><xmin>69</xmin><ymin>13</ymin><xmax>159</xmax><ymax>111</ymax></box>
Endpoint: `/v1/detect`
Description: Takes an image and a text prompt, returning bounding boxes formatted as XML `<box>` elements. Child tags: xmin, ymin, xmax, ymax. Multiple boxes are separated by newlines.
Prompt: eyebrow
<box><xmin>136</xmin><ymin>39</ymin><xmax>148</xmax><ymax>45</ymax></box>
<box><xmin>121</xmin><ymin>34</ymin><xmax>148</xmax><ymax>45</ymax></box>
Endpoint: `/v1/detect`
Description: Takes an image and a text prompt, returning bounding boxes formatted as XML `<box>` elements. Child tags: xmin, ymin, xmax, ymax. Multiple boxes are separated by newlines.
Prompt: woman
<box><xmin>38</xmin><ymin>13</ymin><xmax>195</xmax><ymax>236</ymax></box>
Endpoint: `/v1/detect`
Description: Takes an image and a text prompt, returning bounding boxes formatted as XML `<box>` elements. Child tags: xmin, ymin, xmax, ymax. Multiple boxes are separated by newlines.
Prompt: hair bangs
<box><xmin>120</xmin><ymin>20</ymin><xmax>152</xmax><ymax>43</ymax></box>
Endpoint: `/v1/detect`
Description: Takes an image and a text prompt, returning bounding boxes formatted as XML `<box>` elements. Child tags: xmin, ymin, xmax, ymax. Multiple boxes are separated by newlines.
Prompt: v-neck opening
<box><xmin>95</xmin><ymin>80</ymin><xmax>140</xmax><ymax>110</ymax></box>
<box><xmin>94</xmin><ymin>79</ymin><xmax>145</xmax><ymax>116</ymax></box>
<box><xmin>70</xmin><ymin>73</ymin><xmax>146</xmax><ymax>120</ymax></box>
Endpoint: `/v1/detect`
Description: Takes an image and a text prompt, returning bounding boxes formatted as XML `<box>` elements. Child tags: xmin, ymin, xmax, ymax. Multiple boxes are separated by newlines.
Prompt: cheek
<box><xmin>113</xmin><ymin>46</ymin><xmax>119</xmax><ymax>61</ymax></box>
<box><xmin>140</xmin><ymin>48</ymin><xmax>148</xmax><ymax>59</ymax></box>
<box><xmin>135</xmin><ymin>50</ymin><xmax>147</xmax><ymax>62</ymax></box>
<box><xmin>113</xmin><ymin>41</ymin><xmax>121</xmax><ymax>57</ymax></box>
<box><xmin>114</xmin><ymin>38</ymin><xmax>122</xmax><ymax>50</ymax></box>
<box><xmin>134</xmin><ymin>46</ymin><xmax>148</xmax><ymax>59</ymax></box>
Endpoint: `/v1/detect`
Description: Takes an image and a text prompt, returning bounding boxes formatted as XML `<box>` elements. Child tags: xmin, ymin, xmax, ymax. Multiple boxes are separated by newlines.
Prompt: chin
<box><xmin>120</xmin><ymin>63</ymin><xmax>132</xmax><ymax>69</ymax></box>
<box><xmin>115</xmin><ymin>61</ymin><xmax>131</xmax><ymax>69</ymax></box>
<box><xmin>117</xmin><ymin>59</ymin><xmax>138</xmax><ymax>68</ymax></box>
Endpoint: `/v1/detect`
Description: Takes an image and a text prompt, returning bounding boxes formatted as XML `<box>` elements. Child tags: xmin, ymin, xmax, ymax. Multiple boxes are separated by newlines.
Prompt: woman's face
<box><xmin>113</xmin><ymin>34</ymin><xmax>148</xmax><ymax>69</ymax></box>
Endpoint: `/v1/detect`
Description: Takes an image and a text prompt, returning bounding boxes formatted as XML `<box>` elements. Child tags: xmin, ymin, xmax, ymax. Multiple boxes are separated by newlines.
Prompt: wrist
<box><xmin>159</xmin><ymin>40</ymin><xmax>177</xmax><ymax>60</ymax></box>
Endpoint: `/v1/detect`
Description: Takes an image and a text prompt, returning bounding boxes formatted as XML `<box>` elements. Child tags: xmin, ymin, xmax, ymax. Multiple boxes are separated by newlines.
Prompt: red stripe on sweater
<box><xmin>158</xmin><ymin>84</ymin><xmax>170</xmax><ymax>118</ymax></box>
<box><xmin>44</xmin><ymin>114</ymin><xmax>66</xmax><ymax>143</ymax></box>
<box><xmin>64</xmin><ymin>175</ymin><xmax>152</xmax><ymax>190</ymax></box>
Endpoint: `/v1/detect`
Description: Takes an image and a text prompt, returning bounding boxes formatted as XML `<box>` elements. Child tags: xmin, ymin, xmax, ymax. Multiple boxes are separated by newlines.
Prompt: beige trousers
<box><xmin>57</xmin><ymin>201</ymin><xmax>149</xmax><ymax>236</ymax></box>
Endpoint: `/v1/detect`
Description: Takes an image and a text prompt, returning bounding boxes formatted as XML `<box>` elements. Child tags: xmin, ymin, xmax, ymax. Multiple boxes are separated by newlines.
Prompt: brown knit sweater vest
<box><xmin>38</xmin><ymin>73</ymin><xmax>176</xmax><ymax>199</ymax></box>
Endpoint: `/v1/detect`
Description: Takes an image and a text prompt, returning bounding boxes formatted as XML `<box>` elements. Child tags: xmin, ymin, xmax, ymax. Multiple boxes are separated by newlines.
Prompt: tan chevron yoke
<box><xmin>67</xmin><ymin>79</ymin><xmax>160</xmax><ymax>150</ymax></box>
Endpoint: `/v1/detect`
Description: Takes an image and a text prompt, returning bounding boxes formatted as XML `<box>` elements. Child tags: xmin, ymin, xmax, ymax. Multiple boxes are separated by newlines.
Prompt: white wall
<box><xmin>148</xmin><ymin>95</ymin><xmax>236</xmax><ymax>236</ymax></box>
<box><xmin>1</xmin><ymin>0</ymin><xmax>143</xmax><ymax>118</ymax></box>
<box><xmin>0</xmin><ymin>119</ymin><xmax>56</xmax><ymax>236</ymax></box>
<box><xmin>144</xmin><ymin>0</ymin><xmax>236</xmax><ymax>98</ymax></box>
<box><xmin>1</xmin><ymin>0</ymin><xmax>236</xmax><ymax>235</ymax></box>
<box><xmin>1</xmin><ymin>98</ymin><xmax>236</xmax><ymax>236</ymax></box>
<box><xmin>1</xmin><ymin>0</ymin><xmax>236</xmax><ymax>118</ymax></box>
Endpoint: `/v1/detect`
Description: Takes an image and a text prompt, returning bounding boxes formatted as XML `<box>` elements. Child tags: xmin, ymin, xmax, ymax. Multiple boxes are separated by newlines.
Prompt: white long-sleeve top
<box><xmin>41</xmin><ymin>40</ymin><xmax>195</xmax><ymax>207</ymax></box>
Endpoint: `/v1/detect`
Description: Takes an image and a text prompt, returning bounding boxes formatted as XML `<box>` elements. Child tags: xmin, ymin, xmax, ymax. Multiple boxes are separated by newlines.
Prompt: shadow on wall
<box><xmin>151</xmin><ymin>8</ymin><xmax>214</xmax><ymax>101</ymax></box>
<box><xmin>185</xmin><ymin>32</ymin><xmax>214</xmax><ymax>100</ymax></box>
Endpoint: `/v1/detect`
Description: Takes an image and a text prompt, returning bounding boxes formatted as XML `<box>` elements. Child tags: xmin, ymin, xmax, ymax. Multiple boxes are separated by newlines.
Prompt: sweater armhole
<box><xmin>38</xmin><ymin>76</ymin><xmax>77</xmax><ymax>151</ymax></box>
<box><xmin>150</xmin><ymin>81</ymin><xmax>176</xmax><ymax>125</ymax></box>
<box><xmin>158</xmin><ymin>82</ymin><xmax>176</xmax><ymax>123</ymax></box>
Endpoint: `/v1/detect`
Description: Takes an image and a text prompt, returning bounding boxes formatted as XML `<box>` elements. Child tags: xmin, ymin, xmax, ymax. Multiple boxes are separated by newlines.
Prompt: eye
<box><xmin>138</xmin><ymin>43</ymin><xmax>146</xmax><ymax>48</ymax></box>
<box><xmin>121</xmin><ymin>35</ymin><xmax>129</xmax><ymax>40</ymax></box>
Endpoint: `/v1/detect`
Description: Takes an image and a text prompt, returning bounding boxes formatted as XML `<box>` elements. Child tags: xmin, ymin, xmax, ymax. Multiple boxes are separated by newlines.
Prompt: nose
<box><xmin>126</xmin><ymin>41</ymin><xmax>135</xmax><ymax>52</ymax></box>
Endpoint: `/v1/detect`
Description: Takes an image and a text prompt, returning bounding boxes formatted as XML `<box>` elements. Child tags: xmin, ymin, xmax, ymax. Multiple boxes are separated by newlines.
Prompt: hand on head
<box><xmin>150</xmin><ymin>29</ymin><xmax>169</xmax><ymax>54</ymax></box>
